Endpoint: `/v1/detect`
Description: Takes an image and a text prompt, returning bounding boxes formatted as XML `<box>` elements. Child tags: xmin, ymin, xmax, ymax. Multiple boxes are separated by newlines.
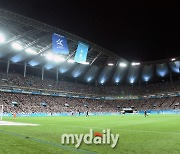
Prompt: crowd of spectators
<box><xmin>0</xmin><ymin>92</ymin><xmax>179</xmax><ymax>114</ymax></box>
<box><xmin>0</xmin><ymin>71</ymin><xmax>179</xmax><ymax>114</ymax></box>
<box><xmin>0</xmin><ymin>71</ymin><xmax>180</xmax><ymax>96</ymax></box>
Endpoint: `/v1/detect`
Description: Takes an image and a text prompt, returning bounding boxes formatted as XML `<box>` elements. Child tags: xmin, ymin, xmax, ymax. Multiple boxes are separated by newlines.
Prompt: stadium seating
<box><xmin>1</xmin><ymin>92</ymin><xmax>179</xmax><ymax>114</ymax></box>
<box><xmin>0</xmin><ymin>71</ymin><xmax>179</xmax><ymax>114</ymax></box>
<box><xmin>0</xmin><ymin>71</ymin><xmax>180</xmax><ymax>96</ymax></box>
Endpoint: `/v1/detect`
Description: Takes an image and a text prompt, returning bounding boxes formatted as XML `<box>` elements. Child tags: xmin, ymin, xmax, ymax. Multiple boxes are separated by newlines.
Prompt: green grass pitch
<box><xmin>0</xmin><ymin>114</ymin><xmax>180</xmax><ymax>154</ymax></box>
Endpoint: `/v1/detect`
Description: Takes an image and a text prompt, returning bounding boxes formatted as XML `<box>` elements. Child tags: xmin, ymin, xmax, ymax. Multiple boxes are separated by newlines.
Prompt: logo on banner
<box><xmin>56</xmin><ymin>39</ymin><xmax>63</xmax><ymax>48</ymax></box>
<box><xmin>52</xmin><ymin>33</ymin><xmax>69</xmax><ymax>55</ymax></box>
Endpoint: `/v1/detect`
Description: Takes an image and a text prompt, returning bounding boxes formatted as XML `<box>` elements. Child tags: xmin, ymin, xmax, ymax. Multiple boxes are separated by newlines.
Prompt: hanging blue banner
<box><xmin>52</xmin><ymin>33</ymin><xmax>69</xmax><ymax>55</ymax></box>
<box><xmin>74</xmin><ymin>42</ymin><xmax>89</xmax><ymax>63</ymax></box>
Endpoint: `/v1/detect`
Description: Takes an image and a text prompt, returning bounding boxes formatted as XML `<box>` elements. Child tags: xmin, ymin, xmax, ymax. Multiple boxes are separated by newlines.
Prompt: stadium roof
<box><xmin>0</xmin><ymin>9</ymin><xmax>179</xmax><ymax>85</ymax></box>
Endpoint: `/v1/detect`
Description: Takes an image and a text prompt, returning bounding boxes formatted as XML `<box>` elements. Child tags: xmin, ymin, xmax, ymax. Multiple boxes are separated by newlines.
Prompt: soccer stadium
<box><xmin>0</xmin><ymin>9</ymin><xmax>179</xmax><ymax>154</ymax></box>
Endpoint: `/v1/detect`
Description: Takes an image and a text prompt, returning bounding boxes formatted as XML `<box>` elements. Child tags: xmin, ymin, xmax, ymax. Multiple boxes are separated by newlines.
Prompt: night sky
<box><xmin>0</xmin><ymin>1</ymin><xmax>180</xmax><ymax>62</ymax></box>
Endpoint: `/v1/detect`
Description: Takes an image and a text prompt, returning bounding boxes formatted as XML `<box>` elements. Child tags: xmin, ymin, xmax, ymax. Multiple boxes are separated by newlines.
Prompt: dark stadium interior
<box><xmin>0</xmin><ymin>6</ymin><xmax>180</xmax><ymax>108</ymax></box>
<box><xmin>0</xmin><ymin>3</ymin><xmax>180</xmax><ymax>154</ymax></box>
<box><xmin>0</xmin><ymin>5</ymin><xmax>179</xmax><ymax>114</ymax></box>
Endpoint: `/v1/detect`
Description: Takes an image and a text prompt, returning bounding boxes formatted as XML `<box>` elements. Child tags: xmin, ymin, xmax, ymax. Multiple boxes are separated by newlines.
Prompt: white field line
<box><xmin>0</xmin><ymin>121</ymin><xmax>40</xmax><ymax>126</ymax></box>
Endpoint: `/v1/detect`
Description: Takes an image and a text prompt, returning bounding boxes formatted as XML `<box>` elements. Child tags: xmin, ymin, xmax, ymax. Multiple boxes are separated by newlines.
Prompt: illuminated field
<box><xmin>0</xmin><ymin>115</ymin><xmax>180</xmax><ymax>154</ymax></box>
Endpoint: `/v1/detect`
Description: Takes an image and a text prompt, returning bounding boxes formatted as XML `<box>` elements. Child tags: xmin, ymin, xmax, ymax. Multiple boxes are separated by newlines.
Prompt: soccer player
<box><xmin>13</xmin><ymin>112</ymin><xmax>16</xmax><ymax>119</ymax></box>
<box><xmin>86</xmin><ymin>111</ymin><xmax>89</xmax><ymax>117</ymax></box>
<box><xmin>144</xmin><ymin>110</ymin><xmax>148</xmax><ymax>117</ymax></box>
<box><xmin>71</xmin><ymin>111</ymin><xmax>74</xmax><ymax>116</ymax></box>
<box><xmin>78</xmin><ymin>110</ymin><xmax>81</xmax><ymax>116</ymax></box>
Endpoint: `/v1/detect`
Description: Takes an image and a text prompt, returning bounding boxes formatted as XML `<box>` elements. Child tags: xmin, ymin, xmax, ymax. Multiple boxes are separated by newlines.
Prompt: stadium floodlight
<box><xmin>130</xmin><ymin>77</ymin><xmax>135</xmax><ymax>84</ymax></box>
<box><xmin>144</xmin><ymin>76</ymin><xmax>150</xmax><ymax>82</ymax></box>
<box><xmin>119</xmin><ymin>62</ymin><xmax>127</xmax><ymax>67</ymax></box>
<box><xmin>11</xmin><ymin>42</ymin><xmax>23</xmax><ymax>50</ymax></box>
<box><xmin>130</xmin><ymin>80</ymin><xmax>134</xmax><ymax>84</ymax></box>
<box><xmin>100</xmin><ymin>77</ymin><xmax>106</xmax><ymax>84</ymax></box>
<box><xmin>54</xmin><ymin>55</ymin><xmax>65</xmax><ymax>62</ymax></box>
<box><xmin>46</xmin><ymin>52</ymin><xmax>65</xmax><ymax>62</ymax></box>
<box><xmin>108</xmin><ymin>63</ymin><xmax>114</xmax><ymax>66</ymax></box>
<box><xmin>131</xmin><ymin>62</ymin><xmax>140</xmax><ymax>66</ymax></box>
<box><xmin>25</xmin><ymin>48</ymin><xmax>37</xmax><ymax>55</ymax></box>
<box><xmin>171</xmin><ymin>58</ymin><xmax>176</xmax><ymax>61</ymax></box>
<box><xmin>46</xmin><ymin>52</ymin><xmax>54</xmax><ymax>61</ymax></box>
<box><xmin>0</xmin><ymin>34</ymin><xmax>5</xmax><ymax>43</ymax></box>
<box><xmin>87</xmin><ymin>76</ymin><xmax>93</xmax><ymax>82</ymax></box>
<box><xmin>115</xmin><ymin>78</ymin><xmax>120</xmax><ymax>83</ymax></box>
<box><xmin>81</xmin><ymin>61</ymin><xmax>90</xmax><ymax>65</ymax></box>
<box><xmin>67</xmin><ymin>59</ymin><xmax>75</xmax><ymax>63</ymax></box>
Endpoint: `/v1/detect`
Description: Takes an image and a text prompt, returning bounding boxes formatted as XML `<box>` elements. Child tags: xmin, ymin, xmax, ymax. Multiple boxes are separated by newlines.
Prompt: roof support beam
<box><xmin>90</xmin><ymin>52</ymin><xmax>101</xmax><ymax>65</ymax></box>
<box><xmin>42</xmin><ymin>66</ymin><xmax>44</xmax><ymax>80</ymax></box>
<box><xmin>65</xmin><ymin>50</ymin><xmax>76</xmax><ymax>61</ymax></box>
<box><xmin>24</xmin><ymin>62</ymin><xmax>27</xmax><ymax>77</ymax></box>
<box><xmin>6</xmin><ymin>59</ymin><xmax>10</xmax><ymax>74</ymax></box>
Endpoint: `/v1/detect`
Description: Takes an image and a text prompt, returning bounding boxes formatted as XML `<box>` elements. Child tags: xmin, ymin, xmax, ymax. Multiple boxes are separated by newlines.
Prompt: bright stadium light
<box><xmin>108</xmin><ymin>63</ymin><xmax>114</xmax><ymax>66</ymax></box>
<box><xmin>144</xmin><ymin>76</ymin><xmax>150</xmax><ymax>82</ymax></box>
<box><xmin>73</xmin><ymin>71</ymin><xmax>81</xmax><ymax>78</ymax></box>
<box><xmin>0</xmin><ymin>34</ymin><xmax>5</xmax><ymax>43</ymax></box>
<box><xmin>100</xmin><ymin>77</ymin><xmax>106</xmax><ymax>85</ymax></box>
<box><xmin>11</xmin><ymin>42</ymin><xmax>23</xmax><ymax>50</ymax></box>
<box><xmin>81</xmin><ymin>61</ymin><xmax>90</xmax><ymax>65</ymax></box>
<box><xmin>25</xmin><ymin>48</ymin><xmax>37</xmax><ymax>55</ymax></box>
<box><xmin>131</xmin><ymin>62</ymin><xmax>140</xmax><ymax>66</ymax></box>
<box><xmin>130</xmin><ymin>79</ymin><xmax>134</xmax><ymax>84</ymax></box>
<box><xmin>46</xmin><ymin>52</ymin><xmax>65</xmax><ymax>62</ymax></box>
<box><xmin>130</xmin><ymin>77</ymin><xmax>135</xmax><ymax>84</ymax></box>
<box><xmin>171</xmin><ymin>58</ymin><xmax>176</xmax><ymax>61</ymax></box>
<box><xmin>46</xmin><ymin>52</ymin><xmax>54</xmax><ymax>61</ymax></box>
<box><xmin>67</xmin><ymin>59</ymin><xmax>75</xmax><ymax>63</ymax></box>
<box><xmin>54</xmin><ymin>55</ymin><xmax>65</xmax><ymax>62</ymax></box>
<box><xmin>100</xmin><ymin>80</ymin><xmax>104</xmax><ymax>84</ymax></box>
<box><xmin>119</xmin><ymin>62</ymin><xmax>127</xmax><ymax>67</ymax></box>
<box><xmin>115</xmin><ymin>78</ymin><xmax>120</xmax><ymax>83</ymax></box>
<box><xmin>158</xmin><ymin>70</ymin><xmax>167</xmax><ymax>77</ymax></box>
<box><xmin>87</xmin><ymin>76</ymin><xmax>93</xmax><ymax>82</ymax></box>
